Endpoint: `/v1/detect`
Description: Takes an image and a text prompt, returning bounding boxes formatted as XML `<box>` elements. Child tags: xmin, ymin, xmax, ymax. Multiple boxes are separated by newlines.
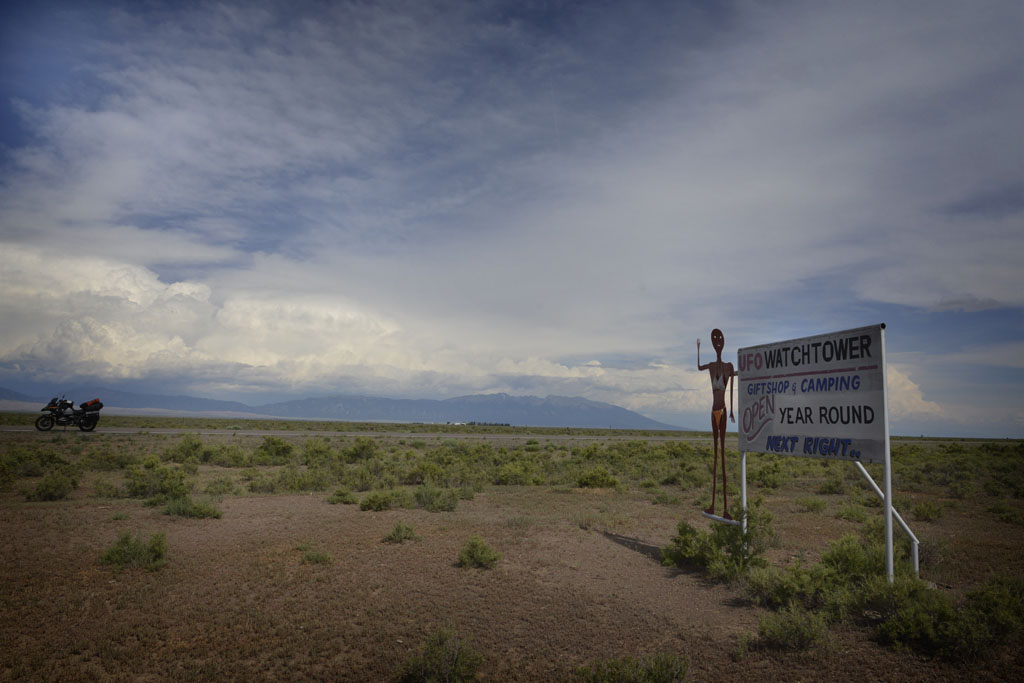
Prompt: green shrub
<box><xmin>495</xmin><ymin>461</ymin><xmax>540</xmax><ymax>486</ymax></box>
<box><xmin>163</xmin><ymin>496</ymin><xmax>222</xmax><ymax>519</ymax></box>
<box><xmin>744</xmin><ymin>566</ymin><xmax>786</xmax><ymax>608</ymax></box>
<box><xmin>966</xmin><ymin>574</ymin><xmax>1024</xmax><ymax>643</ymax></box>
<box><xmin>92</xmin><ymin>480</ymin><xmax>121</xmax><ymax>498</ymax></box>
<box><xmin>328</xmin><ymin>487</ymin><xmax>358</xmax><ymax>504</ymax></box>
<box><xmin>208</xmin><ymin>444</ymin><xmax>249</xmax><ymax>468</ymax></box>
<box><xmin>875</xmin><ymin>585</ymin><xmax>987</xmax><ymax>660</ymax></box>
<box><xmin>275</xmin><ymin>463</ymin><xmax>332</xmax><ymax>492</ymax></box>
<box><xmin>744</xmin><ymin>563</ymin><xmax>817</xmax><ymax>610</ymax></box>
<box><xmin>404</xmin><ymin>459</ymin><xmax>444</xmax><ymax>486</ymax></box>
<box><xmin>302</xmin><ymin>437</ymin><xmax>334</xmax><ymax>466</ymax></box>
<box><xmin>5</xmin><ymin>447</ymin><xmax>68</xmax><ymax>479</ymax></box>
<box><xmin>757</xmin><ymin>604</ymin><xmax>829</xmax><ymax>650</ymax></box>
<box><xmin>414</xmin><ymin>484</ymin><xmax>459</xmax><ymax>512</ymax></box>
<box><xmin>344</xmin><ymin>436</ymin><xmax>380</xmax><ymax>462</ymax></box>
<box><xmin>204</xmin><ymin>477</ymin><xmax>238</xmax><ymax>496</ymax></box>
<box><xmin>393</xmin><ymin>489</ymin><xmax>416</xmax><ymax>508</ymax></box>
<box><xmin>859</xmin><ymin>491</ymin><xmax>883</xmax><ymax>508</ymax></box>
<box><xmin>661</xmin><ymin>520</ymin><xmax>715</xmax><ymax>568</ymax></box>
<box><xmin>911</xmin><ymin>500</ymin><xmax>943</xmax><ymax>522</ymax></box>
<box><xmin>396</xmin><ymin>627</ymin><xmax>484</xmax><ymax>683</ymax></box>
<box><xmin>16</xmin><ymin>458</ymin><xmax>45</xmax><ymax>478</ymax></box>
<box><xmin>947</xmin><ymin>479</ymin><xmax>974</xmax><ymax>499</ymax></box>
<box><xmin>302</xmin><ymin>550</ymin><xmax>332</xmax><ymax>565</ymax></box>
<box><xmin>663</xmin><ymin>464</ymin><xmax>705</xmax><ymax>490</ymax></box>
<box><xmin>742</xmin><ymin>521</ymin><xmax>1024</xmax><ymax>662</ymax></box>
<box><xmin>754</xmin><ymin>460</ymin><xmax>784</xmax><ymax>490</ymax></box>
<box><xmin>247</xmin><ymin>472</ymin><xmax>279</xmax><ymax>494</ymax></box>
<box><xmin>253</xmin><ymin>436</ymin><xmax>294</xmax><ymax>465</ymax></box>
<box><xmin>383</xmin><ymin>522</ymin><xmax>419</xmax><ymax>544</ymax></box>
<box><xmin>662</xmin><ymin>501</ymin><xmax>775</xmax><ymax>581</ymax></box>
<box><xmin>26</xmin><ymin>469</ymin><xmax>78</xmax><ymax>501</ymax></box>
<box><xmin>100</xmin><ymin>531</ymin><xmax>167</xmax><ymax>571</ymax></box>
<box><xmin>123</xmin><ymin>456</ymin><xmax>190</xmax><ymax>499</ymax></box>
<box><xmin>578</xmin><ymin>466</ymin><xmax>619</xmax><ymax>489</ymax></box>
<box><xmin>83</xmin><ymin>446</ymin><xmax>138</xmax><ymax>471</ymax></box>
<box><xmin>360</xmin><ymin>490</ymin><xmax>393</xmax><ymax>511</ymax></box>
<box><xmin>574</xmin><ymin>652</ymin><xmax>688</xmax><ymax>682</ymax></box>
<box><xmin>983</xmin><ymin>479</ymin><xmax>1007</xmax><ymax>497</ymax></box>
<box><xmin>458</xmin><ymin>536</ymin><xmax>500</xmax><ymax>569</ymax></box>
<box><xmin>817</xmin><ymin>474</ymin><xmax>845</xmax><ymax>495</ymax></box>
<box><xmin>344</xmin><ymin>462</ymin><xmax>382</xmax><ymax>491</ymax></box>
<box><xmin>987</xmin><ymin>501</ymin><xmax>1024</xmax><ymax>525</ymax></box>
<box><xmin>165</xmin><ymin>434</ymin><xmax>204</xmax><ymax>463</ymax></box>
<box><xmin>820</xmin><ymin>533</ymin><xmax>885</xmax><ymax>583</ymax></box>
<box><xmin>795</xmin><ymin>496</ymin><xmax>826</xmax><ymax>513</ymax></box>
<box><xmin>834</xmin><ymin>504</ymin><xmax>868</xmax><ymax>523</ymax></box>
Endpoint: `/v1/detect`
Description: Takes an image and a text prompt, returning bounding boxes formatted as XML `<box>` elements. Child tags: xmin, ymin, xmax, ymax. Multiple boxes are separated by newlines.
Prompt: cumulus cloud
<box><xmin>0</xmin><ymin>242</ymin><xmax>718</xmax><ymax>423</ymax></box>
<box><xmin>886</xmin><ymin>366</ymin><xmax>946</xmax><ymax>421</ymax></box>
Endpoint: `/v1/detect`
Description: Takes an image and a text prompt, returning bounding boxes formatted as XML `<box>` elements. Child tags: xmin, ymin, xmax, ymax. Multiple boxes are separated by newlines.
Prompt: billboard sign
<box><xmin>737</xmin><ymin>324</ymin><xmax>887</xmax><ymax>463</ymax></box>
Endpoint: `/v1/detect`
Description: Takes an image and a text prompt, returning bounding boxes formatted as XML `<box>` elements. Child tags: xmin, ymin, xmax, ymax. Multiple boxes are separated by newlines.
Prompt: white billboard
<box><xmin>737</xmin><ymin>324</ymin><xmax>888</xmax><ymax>463</ymax></box>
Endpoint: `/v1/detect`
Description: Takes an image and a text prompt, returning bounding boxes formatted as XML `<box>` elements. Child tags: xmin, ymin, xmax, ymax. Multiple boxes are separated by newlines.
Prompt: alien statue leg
<box><xmin>719</xmin><ymin>415</ymin><xmax>732</xmax><ymax>520</ymax></box>
<box><xmin>706</xmin><ymin>413</ymin><xmax>718</xmax><ymax>515</ymax></box>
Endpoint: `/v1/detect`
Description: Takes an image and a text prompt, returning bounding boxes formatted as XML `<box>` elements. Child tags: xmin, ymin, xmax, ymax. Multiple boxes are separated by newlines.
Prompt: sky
<box><xmin>1</xmin><ymin>0</ymin><xmax>1022</xmax><ymax>437</ymax></box>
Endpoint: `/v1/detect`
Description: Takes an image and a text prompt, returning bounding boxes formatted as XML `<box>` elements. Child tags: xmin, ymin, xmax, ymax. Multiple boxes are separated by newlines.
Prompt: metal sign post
<box><xmin>740</xmin><ymin>451</ymin><xmax>747</xmax><ymax>536</ymax></box>
<box><xmin>880</xmin><ymin>325</ymin><xmax>895</xmax><ymax>581</ymax></box>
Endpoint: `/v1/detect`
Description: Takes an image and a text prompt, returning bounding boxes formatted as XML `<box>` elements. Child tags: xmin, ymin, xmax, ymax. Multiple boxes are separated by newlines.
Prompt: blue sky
<box><xmin>1</xmin><ymin>0</ymin><xmax>1021</xmax><ymax>436</ymax></box>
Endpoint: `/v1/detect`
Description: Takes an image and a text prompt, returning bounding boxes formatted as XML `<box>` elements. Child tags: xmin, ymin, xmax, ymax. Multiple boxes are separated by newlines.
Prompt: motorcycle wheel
<box><xmin>79</xmin><ymin>415</ymin><xmax>99</xmax><ymax>432</ymax></box>
<box><xmin>35</xmin><ymin>415</ymin><xmax>55</xmax><ymax>431</ymax></box>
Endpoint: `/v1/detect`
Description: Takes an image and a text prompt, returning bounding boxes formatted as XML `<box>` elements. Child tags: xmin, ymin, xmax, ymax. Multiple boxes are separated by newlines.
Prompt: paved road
<box><xmin>0</xmin><ymin>424</ymin><xmax>722</xmax><ymax>442</ymax></box>
<box><xmin>2</xmin><ymin>425</ymin><xmax>989</xmax><ymax>444</ymax></box>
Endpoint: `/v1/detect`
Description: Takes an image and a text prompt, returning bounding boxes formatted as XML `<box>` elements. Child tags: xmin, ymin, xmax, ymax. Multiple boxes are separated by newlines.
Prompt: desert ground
<box><xmin>2</xmin><ymin>418</ymin><xmax>1022</xmax><ymax>681</ymax></box>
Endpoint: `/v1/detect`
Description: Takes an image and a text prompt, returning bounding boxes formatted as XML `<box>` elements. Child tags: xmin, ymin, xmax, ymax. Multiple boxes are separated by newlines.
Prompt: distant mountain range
<box><xmin>0</xmin><ymin>385</ymin><xmax>679</xmax><ymax>430</ymax></box>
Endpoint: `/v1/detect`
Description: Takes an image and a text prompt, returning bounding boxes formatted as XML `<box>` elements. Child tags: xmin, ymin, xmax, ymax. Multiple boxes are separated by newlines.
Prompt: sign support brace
<box><xmin>854</xmin><ymin>460</ymin><xmax>920</xmax><ymax>576</ymax></box>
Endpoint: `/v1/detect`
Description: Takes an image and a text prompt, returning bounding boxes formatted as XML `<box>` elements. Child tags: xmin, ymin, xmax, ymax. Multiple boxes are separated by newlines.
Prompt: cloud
<box><xmin>936</xmin><ymin>343</ymin><xmax>1024</xmax><ymax>370</ymax></box>
<box><xmin>0</xmin><ymin>244</ymin><xmax>400</xmax><ymax>384</ymax></box>
<box><xmin>1</xmin><ymin>0</ymin><xmax>1021</xmax><ymax>436</ymax></box>
<box><xmin>0</xmin><ymin>238</ymin><xmax>711</xmax><ymax>411</ymax></box>
<box><xmin>280</xmin><ymin>0</ymin><xmax>1024</xmax><ymax>351</ymax></box>
<box><xmin>886</xmin><ymin>365</ymin><xmax>945</xmax><ymax>420</ymax></box>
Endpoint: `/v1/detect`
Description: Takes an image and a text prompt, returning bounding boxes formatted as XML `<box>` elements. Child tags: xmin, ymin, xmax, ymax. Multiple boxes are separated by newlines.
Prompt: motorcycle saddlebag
<box><xmin>81</xmin><ymin>398</ymin><xmax>103</xmax><ymax>412</ymax></box>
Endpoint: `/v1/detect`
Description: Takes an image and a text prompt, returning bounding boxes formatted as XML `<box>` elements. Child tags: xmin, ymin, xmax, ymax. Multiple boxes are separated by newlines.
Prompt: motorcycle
<box><xmin>35</xmin><ymin>395</ymin><xmax>104</xmax><ymax>432</ymax></box>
